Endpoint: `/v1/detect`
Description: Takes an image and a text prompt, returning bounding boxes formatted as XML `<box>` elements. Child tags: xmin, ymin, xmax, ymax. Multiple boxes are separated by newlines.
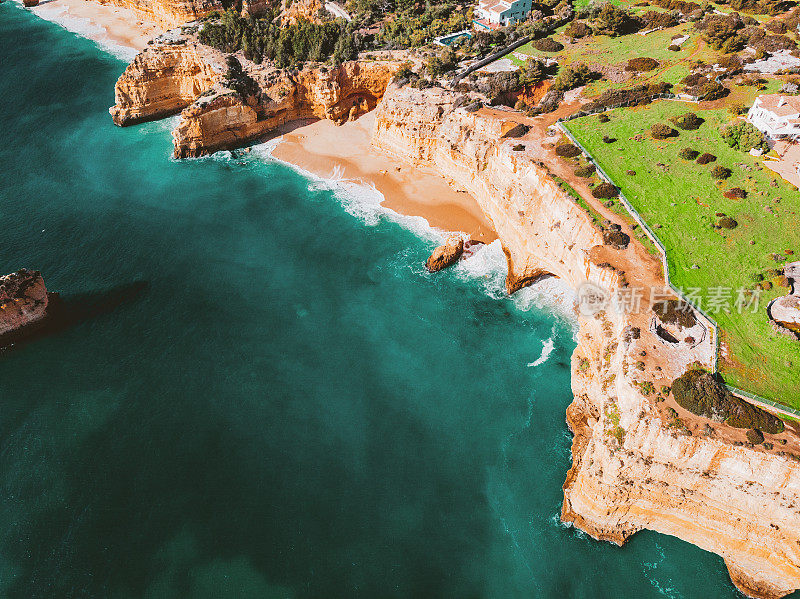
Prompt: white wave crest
<box><xmin>18</xmin><ymin>0</ymin><xmax>138</xmax><ymax>60</ymax></box>
<box><xmin>527</xmin><ymin>337</ymin><xmax>555</xmax><ymax>368</ymax></box>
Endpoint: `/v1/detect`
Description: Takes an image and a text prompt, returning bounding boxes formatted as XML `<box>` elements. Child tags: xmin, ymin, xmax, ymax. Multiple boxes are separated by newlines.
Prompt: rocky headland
<box><xmin>104</xmin><ymin>27</ymin><xmax>800</xmax><ymax>599</ymax></box>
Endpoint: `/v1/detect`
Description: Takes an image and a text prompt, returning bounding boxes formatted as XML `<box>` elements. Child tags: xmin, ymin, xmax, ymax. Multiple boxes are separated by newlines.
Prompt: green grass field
<box><xmin>565</xmin><ymin>101</ymin><xmax>800</xmax><ymax>407</ymax></box>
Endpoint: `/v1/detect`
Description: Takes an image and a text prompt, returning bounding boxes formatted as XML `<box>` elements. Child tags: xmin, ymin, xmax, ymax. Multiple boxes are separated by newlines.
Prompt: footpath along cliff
<box><xmin>108</xmin><ymin>37</ymin><xmax>800</xmax><ymax>597</ymax></box>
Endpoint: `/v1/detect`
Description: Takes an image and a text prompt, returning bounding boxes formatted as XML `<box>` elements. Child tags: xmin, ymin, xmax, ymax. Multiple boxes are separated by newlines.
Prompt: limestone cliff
<box><xmin>0</xmin><ymin>269</ymin><xmax>49</xmax><ymax>337</ymax></box>
<box><xmin>110</xmin><ymin>41</ymin><xmax>220</xmax><ymax>126</ymax></box>
<box><xmin>171</xmin><ymin>60</ymin><xmax>397</xmax><ymax>158</ymax></box>
<box><xmin>96</xmin><ymin>0</ymin><xmax>266</xmax><ymax>28</ymax></box>
<box><xmin>110</xmin><ymin>33</ymin><xmax>397</xmax><ymax>155</ymax></box>
<box><xmin>372</xmin><ymin>83</ymin><xmax>800</xmax><ymax>599</ymax></box>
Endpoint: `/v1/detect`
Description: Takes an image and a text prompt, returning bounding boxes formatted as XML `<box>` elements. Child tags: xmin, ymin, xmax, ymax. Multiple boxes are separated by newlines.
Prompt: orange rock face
<box><xmin>110</xmin><ymin>42</ymin><xmax>219</xmax><ymax>126</ymax></box>
<box><xmin>425</xmin><ymin>235</ymin><xmax>464</xmax><ymax>272</ymax></box>
<box><xmin>171</xmin><ymin>60</ymin><xmax>397</xmax><ymax>158</ymax></box>
<box><xmin>96</xmin><ymin>0</ymin><xmax>261</xmax><ymax>28</ymax></box>
<box><xmin>0</xmin><ymin>269</ymin><xmax>49</xmax><ymax>337</ymax></box>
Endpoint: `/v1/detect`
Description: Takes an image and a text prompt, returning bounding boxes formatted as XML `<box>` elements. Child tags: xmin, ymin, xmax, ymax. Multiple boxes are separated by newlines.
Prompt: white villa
<box><xmin>474</xmin><ymin>0</ymin><xmax>532</xmax><ymax>27</ymax></box>
<box><xmin>747</xmin><ymin>94</ymin><xmax>800</xmax><ymax>140</ymax></box>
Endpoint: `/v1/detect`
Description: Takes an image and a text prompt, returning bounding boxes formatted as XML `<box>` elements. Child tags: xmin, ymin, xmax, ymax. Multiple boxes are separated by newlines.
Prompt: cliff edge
<box><xmin>372</xmin><ymin>83</ymin><xmax>800</xmax><ymax>599</ymax></box>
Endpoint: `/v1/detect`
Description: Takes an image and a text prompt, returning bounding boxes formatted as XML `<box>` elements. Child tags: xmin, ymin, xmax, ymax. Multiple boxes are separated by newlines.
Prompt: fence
<box><xmin>556</xmin><ymin>117</ymin><xmax>800</xmax><ymax>420</ymax></box>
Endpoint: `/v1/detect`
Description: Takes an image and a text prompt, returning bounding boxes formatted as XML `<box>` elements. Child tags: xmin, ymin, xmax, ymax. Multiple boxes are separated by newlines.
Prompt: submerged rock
<box><xmin>425</xmin><ymin>235</ymin><xmax>464</xmax><ymax>272</ymax></box>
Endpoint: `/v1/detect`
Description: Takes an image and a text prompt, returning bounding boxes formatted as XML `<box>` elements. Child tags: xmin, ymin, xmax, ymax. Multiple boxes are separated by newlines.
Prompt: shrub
<box><xmin>626</xmin><ymin>169</ymin><xmax>636</xmax><ymax>175</ymax></box>
<box><xmin>679</xmin><ymin>147</ymin><xmax>700</xmax><ymax>159</ymax></box>
<box><xmin>627</xmin><ymin>57</ymin><xmax>659</xmax><ymax>72</ymax></box>
<box><xmin>653</xmin><ymin>299</ymin><xmax>697</xmax><ymax>328</ymax></box>
<box><xmin>598</xmin><ymin>113</ymin><xmax>610</xmax><ymax>122</ymax></box>
<box><xmin>668</xmin><ymin>44</ymin><xmax>681</xmax><ymax>51</ymax></box>
<box><xmin>671</xmin><ymin>369</ymin><xmax>784</xmax><ymax>433</ymax></box>
<box><xmin>592</xmin><ymin>182</ymin><xmax>618</xmax><ymax>198</ymax></box>
<box><xmin>726</xmin><ymin>187</ymin><xmax>747</xmax><ymax>198</ymax></box>
<box><xmin>640</xmin><ymin>9</ymin><xmax>678</xmax><ymax>28</ymax></box>
<box><xmin>720</xmin><ymin>121</ymin><xmax>768</xmax><ymax>152</ymax></box>
<box><xmin>565</xmin><ymin>21</ymin><xmax>592</xmax><ymax>38</ymax></box>
<box><xmin>651</xmin><ymin>123</ymin><xmax>676</xmax><ymax>139</ymax></box>
<box><xmin>552</xmin><ymin>63</ymin><xmax>597</xmax><ymax>91</ymax></box>
<box><xmin>556</xmin><ymin>143</ymin><xmax>581</xmax><ymax>157</ymax></box>
<box><xmin>532</xmin><ymin>37</ymin><xmax>564</xmax><ymax>52</ymax></box>
<box><xmin>671</xmin><ymin>112</ymin><xmax>703</xmax><ymax>130</ymax></box>
<box><xmin>699</xmin><ymin>81</ymin><xmax>727</xmax><ymax>100</ymax></box>
<box><xmin>582</xmin><ymin>82</ymin><xmax>672</xmax><ymax>112</ymax></box>
<box><xmin>696</xmin><ymin>152</ymin><xmax>716</xmax><ymax>164</ymax></box>
<box><xmin>513</xmin><ymin>143</ymin><xmax>525</xmax><ymax>151</ymax></box>
<box><xmin>602</xmin><ymin>135</ymin><xmax>616</xmax><ymax>143</ymax></box>
<box><xmin>718</xmin><ymin>215</ymin><xmax>738</xmax><ymax>228</ymax></box>
<box><xmin>711</xmin><ymin>165</ymin><xmax>732</xmax><ymax>179</ymax></box>
<box><xmin>593</xmin><ymin>3</ymin><xmax>636</xmax><ymax>36</ymax></box>
<box><xmin>603</xmin><ymin>228</ymin><xmax>630</xmax><ymax>249</ymax></box>
<box><xmin>746</xmin><ymin>428</ymin><xmax>765</xmax><ymax>444</ymax></box>
<box><xmin>574</xmin><ymin>164</ymin><xmax>596</xmax><ymax>177</ymax></box>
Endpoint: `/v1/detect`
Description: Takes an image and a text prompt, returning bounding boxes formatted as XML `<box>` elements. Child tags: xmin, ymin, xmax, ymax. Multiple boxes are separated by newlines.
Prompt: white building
<box><xmin>747</xmin><ymin>94</ymin><xmax>800</xmax><ymax>140</ymax></box>
<box><xmin>474</xmin><ymin>0</ymin><xmax>532</xmax><ymax>27</ymax></box>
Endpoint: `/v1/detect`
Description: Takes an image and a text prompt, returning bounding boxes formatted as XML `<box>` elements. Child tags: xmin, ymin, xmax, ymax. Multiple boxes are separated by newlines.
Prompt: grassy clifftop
<box><xmin>565</xmin><ymin>100</ymin><xmax>800</xmax><ymax>407</ymax></box>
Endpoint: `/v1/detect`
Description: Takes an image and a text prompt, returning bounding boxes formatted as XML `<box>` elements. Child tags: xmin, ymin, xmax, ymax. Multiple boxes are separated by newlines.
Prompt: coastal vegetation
<box><xmin>565</xmin><ymin>100</ymin><xmax>800</xmax><ymax>405</ymax></box>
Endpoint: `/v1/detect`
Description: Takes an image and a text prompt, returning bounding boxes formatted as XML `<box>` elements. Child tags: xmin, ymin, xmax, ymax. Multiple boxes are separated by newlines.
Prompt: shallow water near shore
<box><xmin>0</xmin><ymin>4</ymin><xmax>782</xmax><ymax>598</ymax></box>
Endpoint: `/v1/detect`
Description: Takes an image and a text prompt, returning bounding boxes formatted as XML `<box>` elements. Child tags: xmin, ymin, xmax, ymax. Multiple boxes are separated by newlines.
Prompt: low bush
<box><xmin>718</xmin><ymin>215</ymin><xmax>738</xmax><ymax>229</ymax></box>
<box><xmin>627</xmin><ymin>57</ymin><xmax>659</xmax><ymax>72</ymax></box>
<box><xmin>651</xmin><ymin>123</ymin><xmax>677</xmax><ymax>139</ymax></box>
<box><xmin>574</xmin><ymin>164</ymin><xmax>596</xmax><ymax>177</ymax></box>
<box><xmin>592</xmin><ymin>182</ymin><xmax>618</xmax><ymax>198</ymax></box>
<box><xmin>602</xmin><ymin>135</ymin><xmax>616</xmax><ymax>143</ymax></box>
<box><xmin>552</xmin><ymin>63</ymin><xmax>597</xmax><ymax>92</ymax></box>
<box><xmin>532</xmin><ymin>37</ymin><xmax>564</xmax><ymax>52</ymax></box>
<box><xmin>556</xmin><ymin>143</ymin><xmax>581</xmax><ymax>157</ymax></box>
<box><xmin>603</xmin><ymin>229</ymin><xmax>630</xmax><ymax>249</ymax></box>
<box><xmin>668</xmin><ymin>44</ymin><xmax>681</xmax><ymax>51</ymax></box>
<box><xmin>671</xmin><ymin>369</ymin><xmax>784</xmax><ymax>433</ymax></box>
<box><xmin>679</xmin><ymin>147</ymin><xmax>700</xmax><ymax>159</ymax></box>
<box><xmin>746</xmin><ymin>428</ymin><xmax>765</xmax><ymax>444</ymax></box>
<box><xmin>598</xmin><ymin>113</ymin><xmax>610</xmax><ymax>122</ymax></box>
<box><xmin>582</xmin><ymin>82</ymin><xmax>672</xmax><ymax>112</ymax></box>
<box><xmin>696</xmin><ymin>152</ymin><xmax>716</xmax><ymax>164</ymax></box>
<box><xmin>726</xmin><ymin>187</ymin><xmax>747</xmax><ymax>198</ymax></box>
<box><xmin>653</xmin><ymin>298</ymin><xmax>697</xmax><ymax>328</ymax></box>
<box><xmin>565</xmin><ymin>20</ymin><xmax>592</xmax><ymax>38</ymax></box>
<box><xmin>711</xmin><ymin>165</ymin><xmax>732</xmax><ymax>179</ymax></box>
<box><xmin>698</xmin><ymin>81</ymin><xmax>727</xmax><ymax>100</ymax></box>
<box><xmin>720</xmin><ymin>121</ymin><xmax>768</xmax><ymax>152</ymax></box>
<box><xmin>671</xmin><ymin>112</ymin><xmax>703</xmax><ymax>130</ymax></box>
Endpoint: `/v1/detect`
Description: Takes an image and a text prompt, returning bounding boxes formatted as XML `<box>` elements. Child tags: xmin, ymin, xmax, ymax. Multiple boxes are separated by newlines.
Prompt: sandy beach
<box><xmin>271</xmin><ymin>113</ymin><xmax>498</xmax><ymax>243</ymax></box>
<box><xmin>23</xmin><ymin>0</ymin><xmax>162</xmax><ymax>56</ymax></box>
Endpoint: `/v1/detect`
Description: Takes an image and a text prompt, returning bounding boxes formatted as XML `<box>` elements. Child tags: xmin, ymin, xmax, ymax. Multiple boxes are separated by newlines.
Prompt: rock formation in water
<box><xmin>110</xmin><ymin>40</ymin><xmax>220</xmax><ymax>126</ymax></box>
<box><xmin>371</xmin><ymin>83</ymin><xmax>800</xmax><ymax>599</ymax></box>
<box><xmin>0</xmin><ymin>269</ymin><xmax>49</xmax><ymax>337</ymax></box>
<box><xmin>109</xmin><ymin>33</ymin><xmax>396</xmax><ymax>157</ymax></box>
<box><xmin>426</xmin><ymin>235</ymin><xmax>465</xmax><ymax>272</ymax></box>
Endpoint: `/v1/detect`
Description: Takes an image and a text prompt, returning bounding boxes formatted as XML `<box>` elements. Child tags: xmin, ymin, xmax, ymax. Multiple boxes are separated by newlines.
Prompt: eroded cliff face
<box><xmin>97</xmin><ymin>0</ymin><xmax>265</xmax><ymax>28</ymax></box>
<box><xmin>171</xmin><ymin>60</ymin><xmax>397</xmax><ymax>158</ymax></box>
<box><xmin>110</xmin><ymin>41</ymin><xmax>220</xmax><ymax>126</ymax></box>
<box><xmin>373</xmin><ymin>84</ymin><xmax>800</xmax><ymax>599</ymax></box>
<box><xmin>0</xmin><ymin>270</ymin><xmax>49</xmax><ymax>337</ymax></box>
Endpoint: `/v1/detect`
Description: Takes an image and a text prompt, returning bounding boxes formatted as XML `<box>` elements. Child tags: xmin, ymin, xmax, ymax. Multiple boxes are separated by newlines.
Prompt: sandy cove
<box><xmin>271</xmin><ymin>113</ymin><xmax>498</xmax><ymax>243</ymax></box>
<box><xmin>22</xmin><ymin>0</ymin><xmax>162</xmax><ymax>55</ymax></box>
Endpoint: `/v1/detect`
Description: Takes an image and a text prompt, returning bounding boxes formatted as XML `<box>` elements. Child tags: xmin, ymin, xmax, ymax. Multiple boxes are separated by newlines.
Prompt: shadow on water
<box><xmin>0</xmin><ymin>281</ymin><xmax>149</xmax><ymax>352</ymax></box>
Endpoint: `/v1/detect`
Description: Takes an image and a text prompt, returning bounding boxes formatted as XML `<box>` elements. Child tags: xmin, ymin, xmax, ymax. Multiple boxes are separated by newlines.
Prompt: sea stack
<box><xmin>0</xmin><ymin>269</ymin><xmax>49</xmax><ymax>337</ymax></box>
<box><xmin>426</xmin><ymin>235</ymin><xmax>465</xmax><ymax>272</ymax></box>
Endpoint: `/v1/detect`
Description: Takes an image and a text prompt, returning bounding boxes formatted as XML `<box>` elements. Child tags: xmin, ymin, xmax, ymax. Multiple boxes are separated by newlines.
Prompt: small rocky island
<box><xmin>0</xmin><ymin>269</ymin><xmax>50</xmax><ymax>339</ymax></box>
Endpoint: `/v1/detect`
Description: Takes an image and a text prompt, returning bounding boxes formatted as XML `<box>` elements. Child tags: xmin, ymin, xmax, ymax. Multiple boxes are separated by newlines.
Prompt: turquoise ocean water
<box><xmin>0</xmin><ymin>4</ymin><xmax>780</xmax><ymax>597</ymax></box>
